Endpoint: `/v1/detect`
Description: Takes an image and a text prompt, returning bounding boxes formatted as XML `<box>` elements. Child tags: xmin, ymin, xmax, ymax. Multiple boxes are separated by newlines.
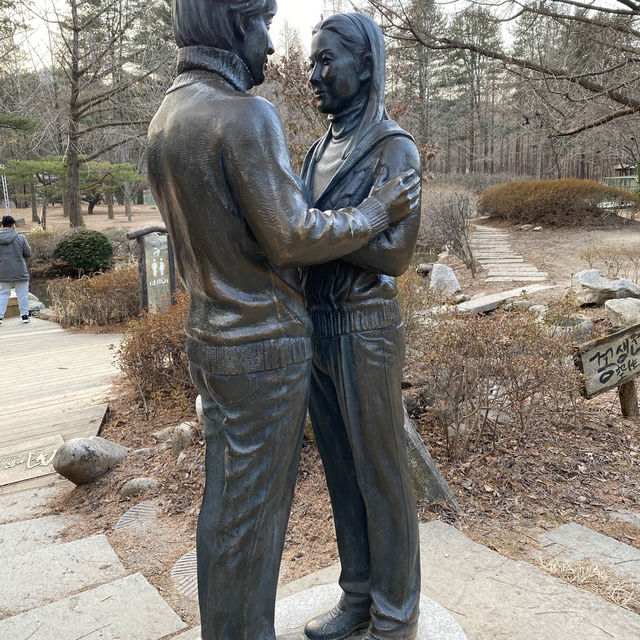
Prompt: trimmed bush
<box><xmin>53</xmin><ymin>229</ymin><xmax>113</xmax><ymax>272</ymax></box>
<box><xmin>48</xmin><ymin>264</ymin><xmax>140</xmax><ymax>326</ymax></box>
<box><xmin>478</xmin><ymin>178</ymin><xmax>639</xmax><ymax>225</ymax></box>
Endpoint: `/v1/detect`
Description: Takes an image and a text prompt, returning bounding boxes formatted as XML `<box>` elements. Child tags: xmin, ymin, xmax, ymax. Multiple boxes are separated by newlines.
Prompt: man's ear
<box><xmin>358</xmin><ymin>53</ymin><xmax>372</xmax><ymax>82</ymax></box>
<box><xmin>232</xmin><ymin>12</ymin><xmax>249</xmax><ymax>39</ymax></box>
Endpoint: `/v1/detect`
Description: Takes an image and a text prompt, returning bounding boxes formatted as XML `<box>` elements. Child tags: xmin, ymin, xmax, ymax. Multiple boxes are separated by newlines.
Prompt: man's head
<box><xmin>173</xmin><ymin>0</ymin><xmax>277</xmax><ymax>86</ymax></box>
<box><xmin>1</xmin><ymin>215</ymin><xmax>15</xmax><ymax>228</ymax></box>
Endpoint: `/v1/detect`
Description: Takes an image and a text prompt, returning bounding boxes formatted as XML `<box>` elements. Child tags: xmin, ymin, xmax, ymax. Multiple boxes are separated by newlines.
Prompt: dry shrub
<box><xmin>537</xmin><ymin>557</ymin><xmax>640</xmax><ymax>615</ymax></box>
<box><xmin>116</xmin><ymin>292</ymin><xmax>193</xmax><ymax>406</ymax></box>
<box><xmin>416</xmin><ymin>309</ymin><xmax>583</xmax><ymax>460</ymax></box>
<box><xmin>48</xmin><ymin>264</ymin><xmax>140</xmax><ymax>326</ymax></box>
<box><xmin>420</xmin><ymin>183</ymin><xmax>478</xmax><ymax>274</ymax></box>
<box><xmin>478</xmin><ymin>179</ymin><xmax>639</xmax><ymax>225</ymax></box>
<box><xmin>25</xmin><ymin>229</ymin><xmax>62</xmax><ymax>262</ymax></box>
<box><xmin>433</xmin><ymin>172</ymin><xmax>520</xmax><ymax>195</ymax></box>
<box><xmin>397</xmin><ymin>268</ymin><xmax>434</xmax><ymax>350</ymax></box>
<box><xmin>580</xmin><ymin>244</ymin><xmax>640</xmax><ymax>281</ymax></box>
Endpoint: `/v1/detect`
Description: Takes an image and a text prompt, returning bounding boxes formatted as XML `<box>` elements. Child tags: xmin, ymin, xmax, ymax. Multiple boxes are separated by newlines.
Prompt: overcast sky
<box><xmin>271</xmin><ymin>0</ymin><xmax>326</xmax><ymax>52</ymax></box>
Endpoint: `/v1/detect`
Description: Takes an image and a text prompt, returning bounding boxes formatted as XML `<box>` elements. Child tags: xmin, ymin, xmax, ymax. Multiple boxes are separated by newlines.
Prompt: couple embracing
<box><xmin>148</xmin><ymin>2</ymin><xmax>421</xmax><ymax>640</ymax></box>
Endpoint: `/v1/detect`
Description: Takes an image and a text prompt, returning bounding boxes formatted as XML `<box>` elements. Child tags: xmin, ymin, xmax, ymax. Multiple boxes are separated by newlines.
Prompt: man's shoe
<box><xmin>304</xmin><ymin>604</ymin><xmax>370</xmax><ymax>640</ymax></box>
<box><xmin>21</xmin><ymin>315</ymin><xmax>29</xmax><ymax>324</ymax></box>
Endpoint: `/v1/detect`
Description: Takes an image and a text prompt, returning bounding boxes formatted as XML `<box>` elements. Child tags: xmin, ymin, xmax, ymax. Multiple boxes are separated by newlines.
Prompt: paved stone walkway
<box><xmin>471</xmin><ymin>224</ymin><xmax>548</xmax><ymax>283</ymax></box>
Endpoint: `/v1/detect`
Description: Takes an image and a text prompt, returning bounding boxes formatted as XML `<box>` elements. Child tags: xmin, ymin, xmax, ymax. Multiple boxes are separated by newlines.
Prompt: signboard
<box><xmin>142</xmin><ymin>232</ymin><xmax>173</xmax><ymax>313</ymax></box>
<box><xmin>0</xmin><ymin>435</ymin><xmax>64</xmax><ymax>486</ymax></box>
<box><xmin>574</xmin><ymin>323</ymin><xmax>640</xmax><ymax>399</ymax></box>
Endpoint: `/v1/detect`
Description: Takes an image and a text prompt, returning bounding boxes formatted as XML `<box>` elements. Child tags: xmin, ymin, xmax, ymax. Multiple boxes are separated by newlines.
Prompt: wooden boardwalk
<box><xmin>0</xmin><ymin>316</ymin><xmax>120</xmax><ymax>494</ymax></box>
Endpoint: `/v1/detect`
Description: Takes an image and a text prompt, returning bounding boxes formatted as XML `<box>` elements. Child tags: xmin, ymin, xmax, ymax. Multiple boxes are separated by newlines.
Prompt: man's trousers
<box><xmin>190</xmin><ymin>359</ymin><xmax>311</xmax><ymax>640</ymax></box>
<box><xmin>308</xmin><ymin>324</ymin><xmax>420</xmax><ymax>640</ymax></box>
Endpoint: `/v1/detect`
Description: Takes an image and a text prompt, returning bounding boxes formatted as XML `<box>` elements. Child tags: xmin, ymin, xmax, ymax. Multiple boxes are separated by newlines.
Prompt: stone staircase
<box><xmin>471</xmin><ymin>224</ymin><xmax>548</xmax><ymax>283</ymax></box>
<box><xmin>0</xmin><ymin>484</ymin><xmax>192</xmax><ymax>640</ymax></box>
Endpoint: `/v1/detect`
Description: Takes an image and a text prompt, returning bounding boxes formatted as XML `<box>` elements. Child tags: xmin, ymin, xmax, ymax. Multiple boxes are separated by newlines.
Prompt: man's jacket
<box><xmin>147</xmin><ymin>46</ymin><xmax>390</xmax><ymax>374</ymax></box>
<box><xmin>0</xmin><ymin>228</ymin><xmax>31</xmax><ymax>282</ymax></box>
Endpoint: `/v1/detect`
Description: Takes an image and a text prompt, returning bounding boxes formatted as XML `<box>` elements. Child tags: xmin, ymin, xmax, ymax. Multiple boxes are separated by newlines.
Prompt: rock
<box><xmin>28</xmin><ymin>293</ymin><xmax>45</xmax><ymax>315</ymax></box>
<box><xmin>437</xmin><ymin>250</ymin><xmax>450</xmax><ymax>261</ymax></box>
<box><xmin>605</xmin><ymin>298</ymin><xmax>640</xmax><ymax>328</ymax></box>
<box><xmin>176</xmin><ymin>451</ymin><xmax>188</xmax><ymax>467</ymax></box>
<box><xmin>402</xmin><ymin>392</ymin><xmax>419</xmax><ymax>415</ymax></box>
<box><xmin>172</xmin><ymin>423</ymin><xmax>194</xmax><ymax>459</ymax></box>
<box><xmin>153</xmin><ymin>426</ymin><xmax>174</xmax><ymax>442</ymax></box>
<box><xmin>529</xmin><ymin>304</ymin><xmax>549</xmax><ymax>317</ymax></box>
<box><xmin>416</xmin><ymin>263</ymin><xmax>433</xmax><ymax>276</ymax></box>
<box><xmin>429</xmin><ymin>264</ymin><xmax>461</xmax><ymax>297</ymax></box>
<box><xmin>450</xmin><ymin>293</ymin><xmax>470</xmax><ymax>305</ymax></box>
<box><xmin>545</xmin><ymin>313</ymin><xmax>593</xmax><ymax>341</ymax></box>
<box><xmin>37</xmin><ymin>307</ymin><xmax>56</xmax><ymax>320</ymax></box>
<box><xmin>132</xmin><ymin>448</ymin><xmax>152</xmax><ymax>455</ymax></box>
<box><xmin>196</xmin><ymin>395</ymin><xmax>204</xmax><ymax>424</ymax></box>
<box><xmin>520</xmin><ymin>224</ymin><xmax>534</xmax><ymax>231</ymax></box>
<box><xmin>121</xmin><ymin>477</ymin><xmax>159</xmax><ymax>498</ymax></box>
<box><xmin>571</xmin><ymin>269</ymin><xmax>640</xmax><ymax>305</ymax></box>
<box><xmin>403</xmin><ymin>410</ymin><xmax>458</xmax><ymax>509</ymax></box>
<box><xmin>533</xmin><ymin>226</ymin><xmax>543</xmax><ymax>232</ymax></box>
<box><xmin>53</xmin><ymin>436</ymin><xmax>128</xmax><ymax>485</ymax></box>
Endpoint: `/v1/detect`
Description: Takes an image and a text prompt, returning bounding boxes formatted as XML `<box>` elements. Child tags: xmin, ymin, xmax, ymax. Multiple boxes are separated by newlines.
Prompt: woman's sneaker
<box><xmin>21</xmin><ymin>315</ymin><xmax>30</xmax><ymax>324</ymax></box>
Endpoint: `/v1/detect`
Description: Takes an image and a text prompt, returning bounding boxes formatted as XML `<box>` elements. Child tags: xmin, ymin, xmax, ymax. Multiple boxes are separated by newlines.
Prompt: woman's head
<box><xmin>309</xmin><ymin>13</ymin><xmax>386</xmax><ymax>122</ymax></box>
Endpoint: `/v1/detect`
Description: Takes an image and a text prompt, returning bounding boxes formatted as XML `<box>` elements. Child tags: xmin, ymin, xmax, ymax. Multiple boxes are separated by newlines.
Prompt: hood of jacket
<box><xmin>0</xmin><ymin>229</ymin><xmax>17</xmax><ymax>245</ymax></box>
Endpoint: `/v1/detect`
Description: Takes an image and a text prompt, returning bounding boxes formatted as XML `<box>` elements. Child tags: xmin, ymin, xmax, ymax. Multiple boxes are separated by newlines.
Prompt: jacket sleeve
<box><xmin>341</xmin><ymin>137</ymin><xmax>421</xmax><ymax>277</ymax></box>
<box><xmin>21</xmin><ymin>235</ymin><xmax>32</xmax><ymax>259</ymax></box>
<box><xmin>225</xmin><ymin>98</ymin><xmax>389</xmax><ymax>269</ymax></box>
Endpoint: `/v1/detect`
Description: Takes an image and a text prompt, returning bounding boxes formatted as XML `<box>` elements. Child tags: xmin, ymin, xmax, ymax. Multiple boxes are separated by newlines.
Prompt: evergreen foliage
<box><xmin>53</xmin><ymin>229</ymin><xmax>113</xmax><ymax>273</ymax></box>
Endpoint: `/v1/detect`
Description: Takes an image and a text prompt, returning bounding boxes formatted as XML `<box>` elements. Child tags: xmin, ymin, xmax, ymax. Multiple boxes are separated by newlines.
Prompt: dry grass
<box><xmin>536</xmin><ymin>556</ymin><xmax>640</xmax><ymax>615</ymax></box>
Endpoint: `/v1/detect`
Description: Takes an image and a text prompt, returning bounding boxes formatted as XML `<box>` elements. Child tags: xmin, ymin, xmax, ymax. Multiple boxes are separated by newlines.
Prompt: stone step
<box><xmin>613</xmin><ymin>511</ymin><xmax>640</xmax><ymax>527</ymax></box>
<box><xmin>420</xmin><ymin>521</ymin><xmax>640</xmax><ymax>639</ymax></box>
<box><xmin>0</xmin><ymin>572</ymin><xmax>187</xmax><ymax>640</ymax></box>
<box><xmin>486</xmin><ymin>276</ymin><xmax>549</xmax><ymax>283</ymax></box>
<box><xmin>456</xmin><ymin>284</ymin><xmax>557</xmax><ymax>313</ymax></box>
<box><xmin>173</xmin><ymin>629</ymin><xmax>201</xmax><ymax>640</ymax></box>
<box><xmin>0</xmin><ymin>514</ymin><xmax>80</xmax><ymax>557</ymax></box>
<box><xmin>0</xmin><ymin>483</ymin><xmax>68</xmax><ymax>524</ymax></box>
<box><xmin>0</xmin><ymin>534</ymin><xmax>125</xmax><ymax>617</ymax></box>
<box><xmin>487</xmin><ymin>272</ymin><xmax>547</xmax><ymax>278</ymax></box>
<box><xmin>539</xmin><ymin>523</ymin><xmax>640</xmax><ymax>584</ymax></box>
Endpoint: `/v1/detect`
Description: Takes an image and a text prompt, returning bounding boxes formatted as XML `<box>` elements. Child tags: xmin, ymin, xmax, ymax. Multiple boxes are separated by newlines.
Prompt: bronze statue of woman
<box><xmin>301</xmin><ymin>13</ymin><xmax>422</xmax><ymax>640</ymax></box>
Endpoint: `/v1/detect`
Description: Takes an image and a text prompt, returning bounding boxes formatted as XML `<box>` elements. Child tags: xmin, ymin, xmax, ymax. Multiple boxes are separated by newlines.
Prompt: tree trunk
<box><xmin>87</xmin><ymin>194</ymin><xmax>100</xmax><ymax>215</ymax></box>
<box><xmin>30</xmin><ymin>183</ymin><xmax>40</xmax><ymax>224</ymax></box>
<box><xmin>107</xmin><ymin>190</ymin><xmax>114</xmax><ymax>219</ymax></box>
<box><xmin>124</xmin><ymin>182</ymin><xmax>133</xmax><ymax>221</ymax></box>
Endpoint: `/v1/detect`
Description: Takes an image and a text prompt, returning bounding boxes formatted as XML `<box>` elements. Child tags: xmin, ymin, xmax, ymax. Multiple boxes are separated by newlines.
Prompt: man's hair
<box><xmin>173</xmin><ymin>0</ymin><xmax>276</xmax><ymax>50</ymax></box>
<box><xmin>1</xmin><ymin>215</ymin><xmax>15</xmax><ymax>228</ymax></box>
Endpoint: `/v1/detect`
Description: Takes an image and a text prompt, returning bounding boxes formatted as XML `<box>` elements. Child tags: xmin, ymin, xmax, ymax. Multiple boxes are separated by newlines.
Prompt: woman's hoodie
<box><xmin>0</xmin><ymin>228</ymin><xmax>31</xmax><ymax>281</ymax></box>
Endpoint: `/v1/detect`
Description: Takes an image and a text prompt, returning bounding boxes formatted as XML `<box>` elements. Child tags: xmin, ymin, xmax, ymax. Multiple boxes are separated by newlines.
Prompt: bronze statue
<box><xmin>301</xmin><ymin>13</ymin><xmax>422</xmax><ymax>640</ymax></box>
<box><xmin>147</xmin><ymin>2</ymin><xmax>419</xmax><ymax>640</ymax></box>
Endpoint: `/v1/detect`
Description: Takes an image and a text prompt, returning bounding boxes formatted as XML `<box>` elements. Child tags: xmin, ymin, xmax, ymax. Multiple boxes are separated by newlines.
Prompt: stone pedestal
<box><xmin>5</xmin><ymin>291</ymin><xmax>19</xmax><ymax>317</ymax></box>
<box><xmin>274</xmin><ymin>583</ymin><xmax>467</xmax><ymax>639</ymax></box>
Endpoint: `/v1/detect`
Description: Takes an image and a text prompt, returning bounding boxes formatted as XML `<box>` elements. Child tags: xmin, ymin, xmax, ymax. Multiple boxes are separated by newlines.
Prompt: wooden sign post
<box><xmin>574</xmin><ymin>323</ymin><xmax>640</xmax><ymax>417</ymax></box>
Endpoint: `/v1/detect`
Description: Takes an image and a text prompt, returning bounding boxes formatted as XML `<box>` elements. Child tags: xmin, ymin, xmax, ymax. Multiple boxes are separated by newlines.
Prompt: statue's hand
<box><xmin>369</xmin><ymin>170</ymin><xmax>421</xmax><ymax>224</ymax></box>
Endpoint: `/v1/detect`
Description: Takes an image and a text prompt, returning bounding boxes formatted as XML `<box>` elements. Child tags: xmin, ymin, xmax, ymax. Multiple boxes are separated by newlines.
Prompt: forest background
<box><xmin>2</xmin><ymin>0</ymin><xmax>640</xmax><ymax>227</ymax></box>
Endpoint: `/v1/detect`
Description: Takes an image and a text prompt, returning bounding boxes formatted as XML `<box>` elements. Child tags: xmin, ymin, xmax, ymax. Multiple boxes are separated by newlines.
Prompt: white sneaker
<box><xmin>21</xmin><ymin>315</ymin><xmax>30</xmax><ymax>324</ymax></box>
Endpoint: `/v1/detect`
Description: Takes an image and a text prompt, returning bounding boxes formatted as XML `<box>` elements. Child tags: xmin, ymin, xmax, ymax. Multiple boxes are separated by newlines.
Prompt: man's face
<box><xmin>237</xmin><ymin>5</ymin><xmax>276</xmax><ymax>86</ymax></box>
<box><xmin>309</xmin><ymin>29</ymin><xmax>369</xmax><ymax>115</ymax></box>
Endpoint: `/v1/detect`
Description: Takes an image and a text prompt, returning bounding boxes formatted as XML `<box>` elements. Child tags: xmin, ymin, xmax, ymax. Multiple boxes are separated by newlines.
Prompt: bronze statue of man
<box><xmin>301</xmin><ymin>13</ymin><xmax>422</xmax><ymax>640</ymax></box>
<box><xmin>147</xmin><ymin>2</ymin><xmax>419</xmax><ymax>639</ymax></box>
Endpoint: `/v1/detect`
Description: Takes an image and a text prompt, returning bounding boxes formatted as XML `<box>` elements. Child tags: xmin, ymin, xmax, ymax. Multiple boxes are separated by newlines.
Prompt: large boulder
<box><xmin>429</xmin><ymin>264</ymin><xmax>461</xmax><ymax>298</ymax></box>
<box><xmin>53</xmin><ymin>436</ymin><xmax>128</xmax><ymax>485</ymax></box>
<box><xmin>571</xmin><ymin>269</ymin><xmax>640</xmax><ymax>305</ymax></box>
<box><xmin>605</xmin><ymin>298</ymin><xmax>640</xmax><ymax>328</ymax></box>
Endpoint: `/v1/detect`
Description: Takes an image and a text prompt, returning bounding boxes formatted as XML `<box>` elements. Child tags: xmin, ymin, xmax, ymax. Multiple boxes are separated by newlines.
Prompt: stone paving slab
<box><xmin>0</xmin><ymin>534</ymin><xmax>125</xmax><ymax>616</ymax></box>
<box><xmin>420</xmin><ymin>521</ymin><xmax>640</xmax><ymax>640</ymax></box>
<box><xmin>486</xmin><ymin>277</ymin><xmax>549</xmax><ymax>283</ymax></box>
<box><xmin>0</xmin><ymin>572</ymin><xmax>186</xmax><ymax>640</ymax></box>
<box><xmin>0</xmin><ymin>514</ymin><xmax>80</xmax><ymax>557</ymax></box>
<box><xmin>173</xmin><ymin>629</ymin><xmax>202</xmax><ymax>640</ymax></box>
<box><xmin>0</xmin><ymin>482</ymin><xmax>70</xmax><ymax>523</ymax></box>
<box><xmin>456</xmin><ymin>285</ymin><xmax>556</xmax><ymax>313</ymax></box>
<box><xmin>539</xmin><ymin>523</ymin><xmax>640</xmax><ymax>584</ymax></box>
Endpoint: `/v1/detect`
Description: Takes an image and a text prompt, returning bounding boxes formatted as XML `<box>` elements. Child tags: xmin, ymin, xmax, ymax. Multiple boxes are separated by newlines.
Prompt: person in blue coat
<box><xmin>0</xmin><ymin>215</ymin><xmax>32</xmax><ymax>324</ymax></box>
<box><xmin>301</xmin><ymin>13</ymin><xmax>422</xmax><ymax>640</ymax></box>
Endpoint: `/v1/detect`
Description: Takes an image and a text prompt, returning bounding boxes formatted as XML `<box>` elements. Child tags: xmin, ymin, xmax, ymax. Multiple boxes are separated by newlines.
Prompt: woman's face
<box><xmin>309</xmin><ymin>29</ymin><xmax>369</xmax><ymax>115</ymax></box>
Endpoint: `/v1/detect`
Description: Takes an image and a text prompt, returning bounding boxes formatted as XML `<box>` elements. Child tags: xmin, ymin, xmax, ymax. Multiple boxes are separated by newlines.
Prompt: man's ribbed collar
<box><xmin>177</xmin><ymin>46</ymin><xmax>254</xmax><ymax>93</ymax></box>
